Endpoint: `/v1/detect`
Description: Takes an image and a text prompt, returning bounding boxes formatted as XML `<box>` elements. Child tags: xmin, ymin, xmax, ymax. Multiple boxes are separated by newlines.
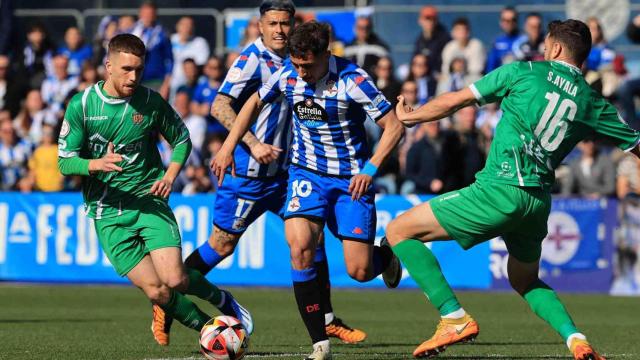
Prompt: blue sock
<box><xmin>291</xmin><ymin>267</ymin><xmax>317</xmax><ymax>282</ymax></box>
<box><xmin>197</xmin><ymin>242</ymin><xmax>224</xmax><ymax>268</ymax></box>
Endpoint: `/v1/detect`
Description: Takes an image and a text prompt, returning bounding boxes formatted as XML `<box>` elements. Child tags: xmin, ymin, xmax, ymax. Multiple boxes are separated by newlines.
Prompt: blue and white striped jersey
<box><xmin>218</xmin><ymin>38</ymin><xmax>290</xmax><ymax>178</ymax></box>
<box><xmin>259</xmin><ymin>55</ymin><xmax>392</xmax><ymax>177</ymax></box>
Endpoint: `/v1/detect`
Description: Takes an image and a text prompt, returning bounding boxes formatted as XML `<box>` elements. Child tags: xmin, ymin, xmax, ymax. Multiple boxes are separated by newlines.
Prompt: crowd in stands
<box><xmin>3</xmin><ymin>2</ymin><xmax>640</xmax><ymax>200</ymax></box>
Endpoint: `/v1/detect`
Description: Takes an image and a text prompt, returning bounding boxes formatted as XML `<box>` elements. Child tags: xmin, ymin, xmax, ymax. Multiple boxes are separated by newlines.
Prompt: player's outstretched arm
<box><xmin>349</xmin><ymin>111</ymin><xmax>404</xmax><ymax>200</ymax></box>
<box><xmin>211</xmin><ymin>93</ymin><xmax>280</xmax><ymax>185</ymax></box>
<box><xmin>395</xmin><ymin>87</ymin><xmax>477</xmax><ymax>127</ymax></box>
<box><xmin>59</xmin><ymin>142</ymin><xmax>124</xmax><ymax>176</ymax></box>
<box><xmin>211</xmin><ymin>95</ymin><xmax>262</xmax><ymax>149</ymax></box>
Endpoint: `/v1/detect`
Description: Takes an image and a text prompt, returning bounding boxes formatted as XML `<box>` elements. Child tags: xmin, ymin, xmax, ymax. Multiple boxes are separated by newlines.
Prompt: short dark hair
<box><xmin>108</xmin><ymin>34</ymin><xmax>146</xmax><ymax>58</ymax></box>
<box><xmin>526</xmin><ymin>12</ymin><xmax>542</xmax><ymax>20</ymax></box>
<box><xmin>452</xmin><ymin>17</ymin><xmax>470</xmax><ymax>29</ymax></box>
<box><xmin>288</xmin><ymin>21</ymin><xmax>330</xmax><ymax>59</ymax></box>
<box><xmin>502</xmin><ymin>6</ymin><xmax>518</xmax><ymax>16</ymax></box>
<box><xmin>547</xmin><ymin>19</ymin><xmax>592</xmax><ymax>65</ymax></box>
<box><xmin>259</xmin><ymin>0</ymin><xmax>295</xmax><ymax>16</ymax></box>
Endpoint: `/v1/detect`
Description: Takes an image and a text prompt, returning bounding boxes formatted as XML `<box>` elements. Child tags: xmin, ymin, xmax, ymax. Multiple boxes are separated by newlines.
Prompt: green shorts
<box><xmin>94</xmin><ymin>197</ymin><xmax>181</xmax><ymax>276</ymax></box>
<box><xmin>430</xmin><ymin>181</ymin><xmax>551</xmax><ymax>263</ymax></box>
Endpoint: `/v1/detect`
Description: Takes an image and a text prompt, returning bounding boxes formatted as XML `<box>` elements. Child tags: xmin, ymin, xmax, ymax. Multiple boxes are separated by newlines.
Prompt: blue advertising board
<box><xmin>0</xmin><ymin>193</ymin><xmax>491</xmax><ymax>289</ymax></box>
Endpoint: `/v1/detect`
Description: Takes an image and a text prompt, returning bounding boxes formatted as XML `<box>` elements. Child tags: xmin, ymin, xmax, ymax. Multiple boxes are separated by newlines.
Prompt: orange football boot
<box><xmin>151</xmin><ymin>304</ymin><xmax>171</xmax><ymax>346</ymax></box>
<box><xmin>412</xmin><ymin>314</ymin><xmax>479</xmax><ymax>358</ymax></box>
<box><xmin>570</xmin><ymin>337</ymin><xmax>606</xmax><ymax>360</ymax></box>
<box><xmin>325</xmin><ymin>317</ymin><xmax>367</xmax><ymax>344</ymax></box>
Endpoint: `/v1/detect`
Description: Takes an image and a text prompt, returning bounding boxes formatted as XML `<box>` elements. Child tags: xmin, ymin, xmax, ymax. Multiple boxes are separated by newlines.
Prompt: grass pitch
<box><xmin>0</xmin><ymin>284</ymin><xmax>637</xmax><ymax>360</ymax></box>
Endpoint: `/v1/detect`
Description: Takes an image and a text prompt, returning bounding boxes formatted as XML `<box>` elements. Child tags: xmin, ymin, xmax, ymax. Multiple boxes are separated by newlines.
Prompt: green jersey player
<box><xmin>57</xmin><ymin>34</ymin><xmax>253</xmax><ymax>344</ymax></box>
<box><xmin>388</xmin><ymin>20</ymin><xmax>633</xmax><ymax>359</ymax></box>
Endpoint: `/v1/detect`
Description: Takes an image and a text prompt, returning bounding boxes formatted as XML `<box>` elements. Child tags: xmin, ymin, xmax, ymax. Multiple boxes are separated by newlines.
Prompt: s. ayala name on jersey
<box><xmin>294</xmin><ymin>98</ymin><xmax>328</xmax><ymax>127</ymax></box>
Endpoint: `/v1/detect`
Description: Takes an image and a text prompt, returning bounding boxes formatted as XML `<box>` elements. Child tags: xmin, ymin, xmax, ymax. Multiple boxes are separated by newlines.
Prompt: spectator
<box><xmin>0</xmin><ymin>118</ymin><xmax>32</xmax><ymax>191</ymax></box>
<box><xmin>561</xmin><ymin>139</ymin><xmax>615</xmax><ymax>197</ymax></box>
<box><xmin>23</xmin><ymin>124</ymin><xmax>63</xmax><ymax>192</ymax></box>
<box><xmin>181</xmin><ymin>164</ymin><xmax>213</xmax><ymax>194</ymax></box>
<box><xmin>0</xmin><ymin>54</ymin><xmax>28</xmax><ymax>117</ymax></box>
<box><xmin>486</xmin><ymin>6</ymin><xmax>520</xmax><ymax>72</ymax></box>
<box><xmin>173</xmin><ymin>90</ymin><xmax>206</xmax><ymax>152</ymax></box>
<box><xmin>344</xmin><ymin>16</ymin><xmax>389</xmax><ymax>76</ymax></box>
<box><xmin>41</xmin><ymin>55</ymin><xmax>79</xmax><ymax>115</ymax></box>
<box><xmin>240</xmin><ymin>16</ymin><xmax>260</xmax><ymax>49</ymax></box>
<box><xmin>192</xmin><ymin>56</ymin><xmax>227</xmax><ymax>135</ymax></box>
<box><xmin>453</xmin><ymin>106</ymin><xmax>485</xmax><ymax>187</ymax></box>
<box><xmin>118</xmin><ymin>15</ymin><xmax>136</xmax><ymax>34</ymax></box>
<box><xmin>437</xmin><ymin>57</ymin><xmax>473</xmax><ymax>95</ymax></box>
<box><xmin>92</xmin><ymin>16</ymin><xmax>118</xmax><ymax>70</ymax></box>
<box><xmin>171</xmin><ymin>16</ymin><xmax>210</xmax><ymax>95</ymax></box>
<box><xmin>402</xmin><ymin>121</ymin><xmax>460</xmax><ymax>194</ymax></box>
<box><xmin>373</xmin><ymin>57</ymin><xmax>401</xmax><ymax>106</ymax></box>
<box><xmin>13</xmin><ymin>89</ymin><xmax>57</xmax><ymax>144</ymax></box>
<box><xmin>440</xmin><ymin>17</ymin><xmax>485</xmax><ymax>82</ymax></box>
<box><xmin>58</xmin><ymin>26</ymin><xmax>93</xmax><ymax>77</ymax></box>
<box><xmin>617</xmin><ymin>14</ymin><xmax>640</xmax><ymax>129</ymax></box>
<box><xmin>19</xmin><ymin>22</ymin><xmax>56</xmax><ymax>89</ymax></box>
<box><xmin>77</xmin><ymin>62</ymin><xmax>100</xmax><ymax>92</ymax></box>
<box><xmin>413</xmin><ymin>5</ymin><xmax>450</xmax><ymax>76</ymax></box>
<box><xmin>586</xmin><ymin>17</ymin><xmax>616</xmax><ymax>72</ymax></box>
<box><xmin>513</xmin><ymin>12</ymin><xmax>545</xmax><ymax>61</ymax></box>
<box><xmin>131</xmin><ymin>1</ymin><xmax>173</xmax><ymax>98</ymax></box>
<box><xmin>0</xmin><ymin>0</ymin><xmax>14</xmax><ymax>55</ymax></box>
<box><xmin>407</xmin><ymin>53</ymin><xmax>437</xmax><ymax>105</ymax></box>
<box><xmin>617</xmin><ymin>152</ymin><xmax>640</xmax><ymax>199</ymax></box>
<box><xmin>175</xmin><ymin>58</ymin><xmax>201</xmax><ymax>98</ymax></box>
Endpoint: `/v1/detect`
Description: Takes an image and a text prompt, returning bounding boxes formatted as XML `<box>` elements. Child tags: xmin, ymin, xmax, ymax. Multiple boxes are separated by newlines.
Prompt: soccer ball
<box><xmin>200</xmin><ymin>315</ymin><xmax>250</xmax><ymax>360</ymax></box>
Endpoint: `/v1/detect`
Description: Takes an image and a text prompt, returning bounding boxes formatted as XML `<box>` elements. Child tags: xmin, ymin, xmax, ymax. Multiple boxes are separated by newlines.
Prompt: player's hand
<box><xmin>89</xmin><ymin>142</ymin><xmax>123</xmax><ymax>173</ymax></box>
<box><xmin>211</xmin><ymin>145</ymin><xmax>235</xmax><ymax>187</ymax></box>
<box><xmin>250</xmin><ymin>142</ymin><xmax>283</xmax><ymax>164</ymax></box>
<box><xmin>349</xmin><ymin>173</ymin><xmax>373</xmax><ymax>200</ymax></box>
<box><xmin>395</xmin><ymin>95</ymin><xmax>415</xmax><ymax>126</ymax></box>
<box><xmin>149</xmin><ymin>178</ymin><xmax>173</xmax><ymax>198</ymax></box>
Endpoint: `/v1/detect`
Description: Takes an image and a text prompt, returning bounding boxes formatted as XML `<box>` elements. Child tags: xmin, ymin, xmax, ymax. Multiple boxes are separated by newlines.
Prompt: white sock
<box><xmin>324</xmin><ymin>312</ymin><xmax>335</xmax><ymax>326</ymax></box>
<box><xmin>442</xmin><ymin>308</ymin><xmax>466</xmax><ymax>319</ymax></box>
<box><xmin>566</xmin><ymin>333</ymin><xmax>586</xmax><ymax>349</ymax></box>
<box><xmin>313</xmin><ymin>339</ymin><xmax>330</xmax><ymax>351</ymax></box>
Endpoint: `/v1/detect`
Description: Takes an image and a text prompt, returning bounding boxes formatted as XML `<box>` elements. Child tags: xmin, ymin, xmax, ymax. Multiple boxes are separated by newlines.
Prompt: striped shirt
<box><xmin>259</xmin><ymin>55</ymin><xmax>392</xmax><ymax>177</ymax></box>
<box><xmin>218</xmin><ymin>38</ymin><xmax>290</xmax><ymax>178</ymax></box>
<box><xmin>0</xmin><ymin>139</ymin><xmax>32</xmax><ymax>190</ymax></box>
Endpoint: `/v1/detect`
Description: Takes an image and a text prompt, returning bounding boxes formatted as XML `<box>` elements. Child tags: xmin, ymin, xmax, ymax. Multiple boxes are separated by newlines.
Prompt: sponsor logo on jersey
<box><xmin>85</xmin><ymin>115</ymin><xmax>108</xmax><ymax>121</ymax></box>
<box><xmin>497</xmin><ymin>161</ymin><xmax>515</xmax><ymax>178</ymax></box>
<box><xmin>132</xmin><ymin>112</ymin><xmax>144</xmax><ymax>125</ymax></box>
<box><xmin>227</xmin><ymin>67</ymin><xmax>243</xmax><ymax>83</ymax></box>
<box><xmin>287</xmin><ymin>196</ymin><xmax>300</xmax><ymax>212</ymax></box>
<box><xmin>60</xmin><ymin>120</ymin><xmax>70</xmax><ymax>138</ymax></box>
<box><xmin>294</xmin><ymin>98</ymin><xmax>328</xmax><ymax>128</ymax></box>
<box><xmin>352</xmin><ymin>226</ymin><xmax>364</xmax><ymax>235</ymax></box>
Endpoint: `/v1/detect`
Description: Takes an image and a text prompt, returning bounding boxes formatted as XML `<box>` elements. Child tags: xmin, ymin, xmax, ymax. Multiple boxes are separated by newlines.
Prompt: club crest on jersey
<box><xmin>294</xmin><ymin>98</ymin><xmax>328</xmax><ymax>128</ymax></box>
<box><xmin>287</xmin><ymin>197</ymin><xmax>301</xmax><ymax>212</ymax></box>
<box><xmin>323</xmin><ymin>79</ymin><xmax>337</xmax><ymax>97</ymax></box>
<box><xmin>232</xmin><ymin>217</ymin><xmax>246</xmax><ymax>231</ymax></box>
<box><xmin>132</xmin><ymin>112</ymin><xmax>143</xmax><ymax>125</ymax></box>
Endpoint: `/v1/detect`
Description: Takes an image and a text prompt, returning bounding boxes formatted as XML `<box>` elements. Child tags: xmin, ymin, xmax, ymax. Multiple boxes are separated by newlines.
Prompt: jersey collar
<box><xmin>255</xmin><ymin>37</ymin><xmax>284</xmax><ymax>63</ymax></box>
<box><xmin>552</xmin><ymin>60</ymin><xmax>581</xmax><ymax>74</ymax></box>
<box><xmin>94</xmin><ymin>81</ymin><xmax>129</xmax><ymax>104</ymax></box>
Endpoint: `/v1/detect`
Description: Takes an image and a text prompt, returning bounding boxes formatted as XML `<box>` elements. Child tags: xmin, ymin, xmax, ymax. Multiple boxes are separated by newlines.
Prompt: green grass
<box><xmin>0</xmin><ymin>284</ymin><xmax>637</xmax><ymax>360</ymax></box>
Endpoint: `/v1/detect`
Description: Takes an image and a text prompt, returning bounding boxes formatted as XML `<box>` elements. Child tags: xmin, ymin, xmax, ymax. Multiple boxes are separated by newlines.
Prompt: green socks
<box><xmin>185</xmin><ymin>267</ymin><xmax>223</xmax><ymax>306</ymax></box>
<box><xmin>161</xmin><ymin>289</ymin><xmax>210</xmax><ymax>331</ymax></box>
<box><xmin>522</xmin><ymin>280</ymin><xmax>579</xmax><ymax>341</ymax></box>
<box><xmin>392</xmin><ymin>239</ymin><xmax>462</xmax><ymax>316</ymax></box>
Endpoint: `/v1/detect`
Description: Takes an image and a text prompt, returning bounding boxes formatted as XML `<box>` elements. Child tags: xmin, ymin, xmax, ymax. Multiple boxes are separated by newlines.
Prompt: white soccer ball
<box><xmin>199</xmin><ymin>315</ymin><xmax>250</xmax><ymax>360</ymax></box>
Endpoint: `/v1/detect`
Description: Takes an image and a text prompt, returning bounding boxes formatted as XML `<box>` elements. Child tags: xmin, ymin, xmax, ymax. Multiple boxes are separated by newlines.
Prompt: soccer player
<box><xmin>212</xmin><ymin>21</ymin><xmax>405</xmax><ymax>359</ymax></box>
<box><xmin>388</xmin><ymin>19</ymin><xmax>633</xmax><ymax>359</ymax></box>
<box><xmin>152</xmin><ymin>0</ymin><xmax>368</xmax><ymax>347</ymax></box>
<box><xmin>57</xmin><ymin>33</ymin><xmax>252</xmax><ymax>342</ymax></box>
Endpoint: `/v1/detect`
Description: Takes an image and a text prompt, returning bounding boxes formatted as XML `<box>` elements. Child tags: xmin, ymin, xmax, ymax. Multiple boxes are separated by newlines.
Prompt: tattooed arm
<box><xmin>211</xmin><ymin>94</ymin><xmax>260</xmax><ymax>148</ymax></box>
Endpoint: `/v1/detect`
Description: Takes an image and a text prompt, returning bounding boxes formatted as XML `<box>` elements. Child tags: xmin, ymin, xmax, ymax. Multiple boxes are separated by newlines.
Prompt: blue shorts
<box><xmin>213</xmin><ymin>173</ymin><xmax>287</xmax><ymax>234</ymax></box>
<box><xmin>284</xmin><ymin>166</ymin><xmax>376</xmax><ymax>243</ymax></box>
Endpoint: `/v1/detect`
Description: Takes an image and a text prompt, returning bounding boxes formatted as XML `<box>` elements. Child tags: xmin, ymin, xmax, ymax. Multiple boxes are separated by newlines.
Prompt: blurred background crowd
<box><xmin>3</xmin><ymin>2</ymin><xmax>640</xmax><ymax>199</ymax></box>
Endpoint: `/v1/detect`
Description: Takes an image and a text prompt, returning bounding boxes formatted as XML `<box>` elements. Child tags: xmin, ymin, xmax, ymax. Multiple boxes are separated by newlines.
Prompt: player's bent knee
<box><xmin>289</xmin><ymin>246</ymin><xmax>314</xmax><ymax>269</ymax></box>
<box><xmin>347</xmin><ymin>268</ymin><xmax>369</xmax><ymax>282</ymax></box>
<box><xmin>144</xmin><ymin>284</ymin><xmax>172</xmax><ymax>305</ymax></box>
<box><xmin>164</xmin><ymin>273</ymin><xmax>189</xmax><ymax>292</ymax></box>
<box><xmin>386</xmin><ymin>218</ymin><xmax>407</xmax><ymax>246</ymax></box>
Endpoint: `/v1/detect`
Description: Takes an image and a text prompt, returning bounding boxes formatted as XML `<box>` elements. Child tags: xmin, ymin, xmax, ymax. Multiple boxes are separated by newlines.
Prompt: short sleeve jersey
<box><xmin>58</xmin><ymin>81</ymin><xmax>190</xmax><ymax>219</ymax></box>
<box><xmin>258</xmin><ymin>55</ymin><xmax>392</xmax><ymax>177</ymax></box>
<box><xmin>470</xmin><ymin>60</ymin><xmax>640</xmax><ymax>188</ymax></box>
<box><xmin>218</xmin><ymin>38</ymin><xmax>289</xmax><ymax>178</ymax></box>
